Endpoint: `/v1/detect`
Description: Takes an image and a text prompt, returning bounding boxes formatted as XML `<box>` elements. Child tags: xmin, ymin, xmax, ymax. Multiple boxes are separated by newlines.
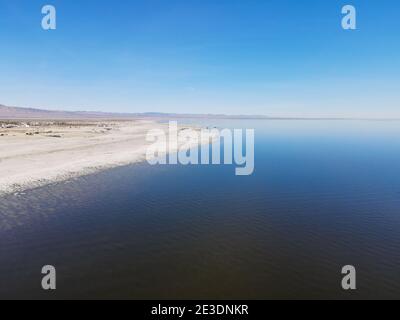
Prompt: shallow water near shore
<box><xmin>1</xmin><ymin>120</ymin><xmax>400</xmax><ymax>299</ymax></box>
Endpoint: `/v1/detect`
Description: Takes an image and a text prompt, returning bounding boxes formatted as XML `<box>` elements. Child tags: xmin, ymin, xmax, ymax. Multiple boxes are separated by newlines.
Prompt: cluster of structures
<box><xmin>0</xmin><ymin>121</ymin><xmax>32</xmax><ymax>129</ymax></box>
<box><xmin>0</xmin><ymin>121</ymin><xmax>53</xmax><ymax>137</ymax></box>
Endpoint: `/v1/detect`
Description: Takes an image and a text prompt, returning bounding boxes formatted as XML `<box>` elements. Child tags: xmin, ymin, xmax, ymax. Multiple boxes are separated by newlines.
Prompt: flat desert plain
<box><xmin>0</xmin><ymin>119</ymin><xmax>199</xmax><ymax>195</ymax></box>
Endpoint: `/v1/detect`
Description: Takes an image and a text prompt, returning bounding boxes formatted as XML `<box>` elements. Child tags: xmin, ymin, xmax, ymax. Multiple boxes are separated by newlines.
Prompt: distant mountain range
<box><xmin>0</xmin><ymin>103</ymin><xmax>396</xmax><ymax>121</ymax></box>
<box><xmin>0</xmin><ymin>103</ymin><xmax>274</xmax><ymax>120</ymax></box>
<box><xmin>0</xmin><ymin>104</ymin><xmax>141</xmax><ymax>119</ymax></box>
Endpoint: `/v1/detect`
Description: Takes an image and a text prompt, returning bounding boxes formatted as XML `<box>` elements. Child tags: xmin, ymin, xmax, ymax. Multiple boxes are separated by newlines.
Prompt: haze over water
<box><xmin>1</xmin><ymin>120</ymin><xmax>400</xmax><ymax>299</ymax></box>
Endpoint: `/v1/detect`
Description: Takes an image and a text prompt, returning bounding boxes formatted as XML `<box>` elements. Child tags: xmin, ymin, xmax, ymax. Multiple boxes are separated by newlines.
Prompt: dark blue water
<box><xmin>1</xmin><ymin>120</ymin><xmax>400</xmax><ymax>299</ymax></box>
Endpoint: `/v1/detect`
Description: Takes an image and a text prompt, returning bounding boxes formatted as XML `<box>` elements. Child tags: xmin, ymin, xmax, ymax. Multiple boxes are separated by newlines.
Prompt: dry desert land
<box><xmin>0</xmin><ymin>119</ymin><xmax>203</xmax><ymax>195</ymax></box>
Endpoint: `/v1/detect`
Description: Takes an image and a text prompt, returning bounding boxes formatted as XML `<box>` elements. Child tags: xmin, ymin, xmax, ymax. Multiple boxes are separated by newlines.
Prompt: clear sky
<box><xmin>0</xmin><ymin>0</ymin><xmax>399</xmax><ymax>117</ymax></box>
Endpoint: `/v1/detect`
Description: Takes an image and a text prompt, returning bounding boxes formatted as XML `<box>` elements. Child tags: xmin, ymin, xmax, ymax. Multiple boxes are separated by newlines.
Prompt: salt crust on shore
<box><xmin>0</xmin><ymin>120</ymin><xmax>210</xmax><ymax>195</ymax></box>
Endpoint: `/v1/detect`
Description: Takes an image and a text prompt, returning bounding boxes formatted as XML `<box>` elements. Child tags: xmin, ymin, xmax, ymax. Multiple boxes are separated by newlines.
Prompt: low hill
<box><xmin>0</xmin><ymin>104</ymin><xmax>271</xmax><ymax>120</ymax></box>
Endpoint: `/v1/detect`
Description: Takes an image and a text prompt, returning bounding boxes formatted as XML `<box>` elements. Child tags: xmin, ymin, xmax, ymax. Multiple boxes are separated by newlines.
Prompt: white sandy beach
<box><xmin>0</xmin><ymin>119</ymin><xmax>206</xmax><ymax>195</ymax></box>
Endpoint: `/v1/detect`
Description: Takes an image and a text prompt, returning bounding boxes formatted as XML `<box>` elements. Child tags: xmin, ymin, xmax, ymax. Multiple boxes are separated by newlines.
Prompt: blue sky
<box><xmin>0</xmin><ymin>0</ymin><xmax>399</xmax><ymax>117</ymax></box>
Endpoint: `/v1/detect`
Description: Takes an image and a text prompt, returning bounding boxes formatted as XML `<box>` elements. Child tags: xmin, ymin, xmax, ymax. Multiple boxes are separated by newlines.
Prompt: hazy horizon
<box><xmin>3</xmin><ymin>102</ymin><xmax>400</xmax><ymax>120</ymax></box>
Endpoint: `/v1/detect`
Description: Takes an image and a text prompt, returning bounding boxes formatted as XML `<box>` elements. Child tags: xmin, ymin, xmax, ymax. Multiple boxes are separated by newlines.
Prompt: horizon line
<box><xmin>1</xmin><ymin>103</ymin><xmax>400</xmax><ymax>121</ymax></box>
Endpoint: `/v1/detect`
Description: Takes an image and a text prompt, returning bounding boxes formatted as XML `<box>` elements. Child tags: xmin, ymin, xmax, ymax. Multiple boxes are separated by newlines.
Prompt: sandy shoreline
<box><xmin>0</xmin><ymin>119</ymin><xmax>206</xmax><ymax>195</ymax></box>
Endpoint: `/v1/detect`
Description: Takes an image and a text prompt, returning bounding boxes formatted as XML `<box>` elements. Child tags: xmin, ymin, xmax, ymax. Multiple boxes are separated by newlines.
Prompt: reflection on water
<box><xmin>1</xmin><ymin>120</ymin><xmax>400</xmax><ymax>299</ymax></box>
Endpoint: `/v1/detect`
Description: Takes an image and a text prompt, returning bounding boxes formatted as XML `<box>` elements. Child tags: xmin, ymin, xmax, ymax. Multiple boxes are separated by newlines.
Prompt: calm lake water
<box><xmin>1</xmin><ymin>120</ymin><xmax>400</xmax><ymax>299</ymax></box>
